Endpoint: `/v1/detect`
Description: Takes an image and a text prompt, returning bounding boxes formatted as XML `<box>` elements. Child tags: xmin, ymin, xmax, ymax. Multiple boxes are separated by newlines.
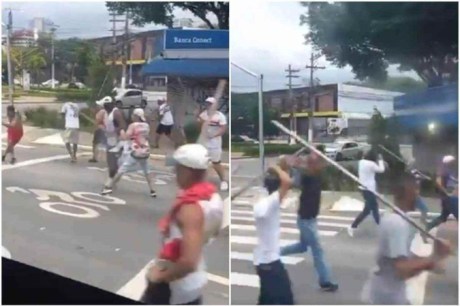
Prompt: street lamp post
<box><xmin>5</xmin><ymin>10</ymin><xmax>14</xmax><ymax>105</ymax></box>
<box><xmin>50</xmin><ymin>25</ymin><xmax>58</xmax><ymax>89</ymax></box>
<box><xmin>231</xmin><ymin>62</ymin><xmax>265</xmax><ymax>174</ymax></box>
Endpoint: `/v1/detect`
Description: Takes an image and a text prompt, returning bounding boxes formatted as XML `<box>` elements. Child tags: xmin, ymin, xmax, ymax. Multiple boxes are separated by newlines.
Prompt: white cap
<box><xmin>169</xmin><ymin>144</ymin><xmax>210</xmax><ymax>170</ymax></box>
<box><xmin>443</xmin><ymin>155</ymin><xmax>455</xmax><ymax>164</ymax></box>
<box><xmin>96</xmin><ymin>96</ymin><xmax>113</xmax><ymax>106</ymax></box>
<box><xmin>205</xmin><ymin>97</ymin><xmax>217</xmax><ymax>104</ymax></box>
<box><xmin>133</xmin><ymin>108</ymin><xmax>146</xmax><ymax>121</ymax></box>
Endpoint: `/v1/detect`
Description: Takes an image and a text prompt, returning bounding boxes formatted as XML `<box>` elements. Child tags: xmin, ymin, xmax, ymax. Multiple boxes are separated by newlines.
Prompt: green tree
<box><xmin>10</xmin><ymin>47</ymin><xmax>47</xmax><ymax>83</ymax></box>
<box><xmin>87</xmin><ymin>59</ymin><xmax>114</xmax><ymax>103</ymax></box>
<box><xmin>302</xmin><ymin>2</ymin><xmax>458</xmax><ymax>87</ymax></box>
<box><xmin>27</xmin><ymin>52</ymin><xmax>47</xmax><ymax>83</ymax></box>
<box><xmin>345</xmin><ymin>76</ymin><xmax>427</xmax><ymax>93</ymax></box>
<box><xmin>106</xmin><ymin>2</ymin><xmax>229</xmax><ymax>29</ymax></box>
<box><xmin>250</xmin><ymin>104</ymin><xmax>279</xmax><ymax>139</ymax></box>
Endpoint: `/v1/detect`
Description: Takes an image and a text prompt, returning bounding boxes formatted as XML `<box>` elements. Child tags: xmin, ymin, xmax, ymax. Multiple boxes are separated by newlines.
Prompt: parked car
<box><xmin>41</xmin><ymin>79</ymin><xmax>60</xmax><ymax>87</ymax></box>
<box><xmin>67</xmin><ymin>82</ymin><xmax>86</xmax><ymax>89</ymax></box>
<box><xmin>114</xmin><ymin>88</ymin><xmax>148</xmax><ymax>108</ymax></box>
<box><xmin>324</xmin><ymin>140</ymin><xmax>367</xmax><ymax>161</ymax></box>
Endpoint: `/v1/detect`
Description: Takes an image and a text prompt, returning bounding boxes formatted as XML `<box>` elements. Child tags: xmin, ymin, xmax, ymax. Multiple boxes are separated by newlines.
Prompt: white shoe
<box><xmin>220</xmin><ymin>181</ymin><xmax>229</xmax><ymax>191</ymax></box>
<box><xmin>347</xmin><ymin>226</ymin><xmax>355</xmax><ymax>238</ymax></box>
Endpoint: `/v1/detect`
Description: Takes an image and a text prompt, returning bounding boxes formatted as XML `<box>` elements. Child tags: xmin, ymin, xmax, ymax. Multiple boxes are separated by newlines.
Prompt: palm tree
<box><xmin>27</xmin><ymin>52</ymin><xmax>47</xmax><ymax>84</ymax></box>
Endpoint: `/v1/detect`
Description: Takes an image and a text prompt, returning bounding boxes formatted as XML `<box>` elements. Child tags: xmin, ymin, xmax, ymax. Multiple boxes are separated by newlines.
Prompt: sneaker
<box><xmin>88</xmin><ymin>158</ymin><xmax>98</xmax><ymax>163</ymax></box>
<box><xmin>10</xmin><ymin>158</ymin><xmax>16</xmax><ymax>165</ymax></box>
<box><xmin>347</xmin><ymin>226</ymin><xmax>355</xmax><ymax>238</ymax></box>
<box><xmin>150</xmin><ymin>190</ymin><xmax>157</xmax><ymax>198</ymax></box>
<box><xmin>101</xmin><ymin>187</ymin><xmax>113</xmax><ymax>195</ymax></box>
<box><xmin>320</xmin><ymin>282</ymin><xmax>339</xmax><ymax>292</ymax></box>
<box><xmin>220</xmin><ymin>181</ymin><xmax>229</xmax><ymax>191</ymax></box>
<box><xmin>2</xmin><ymin>155</ymin><xmax>5</xmax><ymax>162</ymax></box>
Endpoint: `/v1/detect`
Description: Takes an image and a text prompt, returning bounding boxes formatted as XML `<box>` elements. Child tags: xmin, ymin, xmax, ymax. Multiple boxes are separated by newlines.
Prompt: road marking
<box><xmin>5</xmin><ymin>187</ymin><xmax>30</xmax><ymax>194</ymax></box>
<box><xmin>2</xmin><ymin>153</ymin><xmax>90</xmax><ymax>170</ymax></box>
<box><xmin>117</xmin><ymin>261</ymin><xmax>229</xmax><ymax>301</ymax></box>
<box><xmin>231</xmin><ymin>209</ymin><xmax>355</xmax><ymax>221</ymax></box>
<box><xmin>2</xmin><ymin>143</ymin><xmax>35</xmax><ymax>149</ymax></box>
<box><xmin>222</xmin><ymin>197</ymin><xmax>230</xmax><ymax>229</ymax></box>
<box><xmin>231</xmin><ymin>216</ymin><xmax>349</xmax><ymax>229</ymax></box>
<box><xmin>231</xmin><ymin>223</ymin><xmax>338</xmax><ymax>236</ymax></box>
<box><xmin>231</xmin><ymin>272</ymin><xmax>259</xmax><ymax>288</ymax></box>
<box><xmin>39</xmin><ymin>202</ymin><xmax>100</xmax><ymax>218</ymax></box>
<box><xmin>231</xmin><ymin>252</ymin><xmax>304</xmax><ymax>265</ymax></box>
<box><xmin>2</xmin><ymin>246</ymin><xmax>11</xmax><ymax>259</ymax></box>
<box><xmin>231</xmin><ymin>236</ymin><xmax>298</xmax><ymax>246</ymax></box>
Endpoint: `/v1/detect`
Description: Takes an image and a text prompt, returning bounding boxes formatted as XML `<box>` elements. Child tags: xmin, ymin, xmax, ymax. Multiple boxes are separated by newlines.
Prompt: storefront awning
<box><xmin>142</xmin><ymin>58</ymin><xmax>229</xmax><ymax>78</ymax></box>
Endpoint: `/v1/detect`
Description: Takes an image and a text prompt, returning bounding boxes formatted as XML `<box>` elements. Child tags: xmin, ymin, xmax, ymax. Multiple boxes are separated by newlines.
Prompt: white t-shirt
<box><xmin>159</xmin><ymin>103</ymin><xmax>174</xmax><ymax>126</ymax></box>
<box><xmin>61</xmin><ymin>102</ymin><xmax>80</xmax><ymax>129</ymax></box>
<box><xmin>199</xmin><ymin>111</ymin><xmax>227</xmax><ymax>150</ymax></box>
<box><xmin>358</xmin><ymin>159</ymin><xmax>385</xmax><ymax>192</ymax></box>
<box><xmin>253</xmin><ymin>191</ymin><xmax>281</xmax><ymax>265</ymax></box>
<box><xmin>368</xmin><ymin>212</ymin><xmax>416</xmax><ymax>304</ymax></box>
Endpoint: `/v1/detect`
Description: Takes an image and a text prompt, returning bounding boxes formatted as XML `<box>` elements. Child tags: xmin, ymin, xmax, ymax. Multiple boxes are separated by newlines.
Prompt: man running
<box><xmin>348</xmin><ymin>150</ymin><xmax>385</xmax><ymax>237</ymax></box>
<box><xmin>2</xmin><ymin>105</ymin><xmax>23</xmax><ymax>164</ymax></box>
<box><xmin>96</xmin><ymin>96</ymin><xmax>126</xmax><ymax>190</ymax></box>
<box><xmin>60</xmin><ymin>101</ymin><xmax>80</xmax><ymax>163</ymax></box>
<box><xmin>427</xmin><ymin>155</ymin><xmax>458</xmax><ymax>231</ymax></box>
<box><xmin>101</xmin><ymin>108</ymin><xmax>156</xmax><ymax>197</ymax></box>
<box><xmin>88</xmin><ymin>101</ymin><xmax>106</xmax><ymax>163</ymax></box>
<box><xmin>198</xmin><ymin>97</ymin><xmax>228</xmax><ymax>191</ymax></box>
<box><xmin>364</xmin><ymin>173</ymin><xmax>451</xmax><ymax>304</ymax></box>
<box><xmin>141</xmin><ymin>144</ymin><xmax>223</xmax><ymax>305</ymax></box>
<box><xmin>280</xmin><ymin>152</ymin><xmax>339</xmax><ymax>292</ymax></box>
<box><xmin>154</xmin><ymin>99</ymin><xmax>174</xmax><ymax>148</ymax></box>
<box><xmin>253</xmin><ymin>160</ymin><xmax>294</xmax><ymax>304</ymax></box>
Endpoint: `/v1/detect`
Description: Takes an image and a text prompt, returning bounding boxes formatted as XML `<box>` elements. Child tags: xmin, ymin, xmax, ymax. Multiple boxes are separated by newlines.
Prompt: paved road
<box><xmin>230</xmin><ymin>173</ymin><xmax>458</xmax><ymax>305</ymax></box>
<box><xmin>2</xmin><ymin>141</ymin><xmax>229</xmax><ymax>304</ymax></box>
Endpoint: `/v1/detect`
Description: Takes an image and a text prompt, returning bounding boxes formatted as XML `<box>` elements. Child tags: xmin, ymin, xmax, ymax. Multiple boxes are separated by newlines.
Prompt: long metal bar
<box><xmin>272</xmin><ymin>120</ymin><xmax>440</xmax><ymax>242</ymax></box>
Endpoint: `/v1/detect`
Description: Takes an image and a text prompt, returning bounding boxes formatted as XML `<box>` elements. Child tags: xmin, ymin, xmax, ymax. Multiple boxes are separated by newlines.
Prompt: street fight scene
<box><xmin>1</xmin><ymin>1</ymin><xmax>458</xmax><ymax>306</ymax></box>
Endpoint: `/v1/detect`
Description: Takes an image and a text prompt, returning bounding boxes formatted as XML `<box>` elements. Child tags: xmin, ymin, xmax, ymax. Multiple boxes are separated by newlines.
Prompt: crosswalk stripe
<box><xmin>231</xmin><ymin>252</ymin><xmax>304</xmax><ymax>265</ymax></box>
<box><xmin>231</xmin><ymin>216</ymin><xmax>350</xmax><ymax>229</ymax></box>
<box><xmin>231</xmin><ymin>209</ymin><xmax>355</xmax><ymax>221</ymax></box>
<box><xmin>231</xmin><ymin>235</ymin><xmax>298</xmax><ymax>246</ymax></box>
<box><xmin>2</xmin><ymin>143</ymin><xmax>35</xmax><ymax>149</ymax></box>
<box><xmin>231</xmin><ymin>272</ymin><xmax>260</xmax><ymax>288</ymax></box>
<box><xmin>231</xmin><ymin>224</ymin><xmax>338</xmax><ymax>237</ymax></box>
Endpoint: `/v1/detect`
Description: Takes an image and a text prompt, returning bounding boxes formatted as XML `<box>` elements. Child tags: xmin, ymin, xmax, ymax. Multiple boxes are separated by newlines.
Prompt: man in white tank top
<box><xmin>102</xmin><ymin>108</ymin><xmax>156</xmax><ymax>197</ymax></box>
<box><xmin>142</xmin><ymin>144</ymin><xmax>223</xmax><ymax>305</ymax></box>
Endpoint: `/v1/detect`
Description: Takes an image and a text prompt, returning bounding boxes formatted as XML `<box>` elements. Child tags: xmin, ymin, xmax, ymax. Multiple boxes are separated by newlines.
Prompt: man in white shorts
<box><xmin>154</xmin><ymin>99</ymin><xmax>175</xmax><ymax>148</ymax></box>
<box><xmin>198</xmin><ymin>97</ymin><xmax>228</xmax><ymax>191</ymax></box>
<box><xmin>60</xmin><ymin>101</ymin><xmax>80</xmax><ymax>163</ymax></box>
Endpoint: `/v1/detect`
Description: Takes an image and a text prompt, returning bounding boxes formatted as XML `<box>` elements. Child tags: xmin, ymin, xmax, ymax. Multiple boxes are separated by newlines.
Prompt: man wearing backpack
<box><xmin>101</xmin><ymin>108</ymin><xmax>156</xmax><ymax>197</ymax></box>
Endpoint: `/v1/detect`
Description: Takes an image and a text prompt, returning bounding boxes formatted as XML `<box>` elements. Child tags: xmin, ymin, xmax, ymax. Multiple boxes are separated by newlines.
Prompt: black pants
<box><xmin>427</xmin><ymin>196</ymin><xmax>458</xmax><ymax>231</ymax></box>
<box><xmin>255</xmin><ymin>260</ymin><xmax>294</xmax><ymax>305</ymax></box>
<box><xmin>351</xmin><ymin>190</ymin><xmax>380</xmax><ymax>228</ymax></box>
<box><xmin>141</xmin><ymin>281</ymin><xmax>202</xmax><ymax>305</ymax></box>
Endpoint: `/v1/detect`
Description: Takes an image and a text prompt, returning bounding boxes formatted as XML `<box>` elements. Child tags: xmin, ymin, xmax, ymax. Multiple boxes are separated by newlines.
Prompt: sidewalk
<box><xmin>2</xmin><ymin>96</ymin><xmax>58</xmax><ymax>104</ymax></box>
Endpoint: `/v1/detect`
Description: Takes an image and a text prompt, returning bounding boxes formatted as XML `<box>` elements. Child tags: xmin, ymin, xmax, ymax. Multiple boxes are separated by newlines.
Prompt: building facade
<box><xmin>11</xmin><ymin>29</ymin><xmax>36</xmax><ymax>47</ymax></box>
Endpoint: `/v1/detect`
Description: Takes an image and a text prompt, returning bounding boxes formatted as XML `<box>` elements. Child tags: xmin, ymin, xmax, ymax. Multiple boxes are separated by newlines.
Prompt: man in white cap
<box><xmin>96</xmin><ymin>96</ymin><xmax>126</xmax><ymax>192</ymax></box>
<box><xmin>88</xmin><ymin>98</ymin><xmax>109</xmax><ymax>163</ymax></box>
<box><xmin>198</xmin><ymin>97</ymin><xmax>228</xmax><ymax>191</ymax></box>
<box><xmin>142</xmin><ymin>143</ymin><xmax>223</xmax><ymax>305</ymax></box>
<box><xmin>427</xmin><ymin>155</ymin><xmax>458</xmax><ymax>231</ymax></box>
<box><xmin>60</xmin><ymin>101</ymin><xmax>80</xmax><ymax>163</ymax></box>
<box><xmin>102</xmin><ymin>108</ymin><xmax>156</xmax><ymax>197</ymax></box>
<box><xmin>154</xmin><ymin>99</ymin><xmax>175</xmax><ymax>148</ymax></box>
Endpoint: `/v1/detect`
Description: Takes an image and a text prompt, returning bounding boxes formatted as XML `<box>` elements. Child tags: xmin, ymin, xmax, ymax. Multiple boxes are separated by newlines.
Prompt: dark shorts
<box><xmin>156</xmin><ymin>124</ymin><xmax>173</xmax><ymax>136</ymax></box>
<box><xmin>92</xmin><ymin>128</ymin><xmax>106</xmax><ymax>145</ymax></box>
<box><xmin>141</xmin><ymin>281</ymin><xmax>202</xmax><ymax>305</ymax></box>
<box><xmin>255</xmin><ymin>260</ymin><xmax>294</xmax><ymax>305</ymax></box>
<box><xmin>106</xmin><ymin>149</ymin><xmax>119</xmax><ymax>178</ymax></box>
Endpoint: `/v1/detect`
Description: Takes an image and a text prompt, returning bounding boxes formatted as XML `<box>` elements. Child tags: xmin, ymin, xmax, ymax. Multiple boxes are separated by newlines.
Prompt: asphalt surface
<box><xmin>231</xmin><ymin>158</ymin><xmax>458</xmax><ymax>305</ymax></box>
<box><xmin>2</xmin><ymin>141</ymin><xmax>229</xmax><ymax>304</ymax></box>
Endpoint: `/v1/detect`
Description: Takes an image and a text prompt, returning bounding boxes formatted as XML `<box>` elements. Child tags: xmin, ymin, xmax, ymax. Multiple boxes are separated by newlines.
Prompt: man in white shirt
<box><xmin>253</xmin><ymin>161</ymin><xmax>294</xmax><ymax>305</ymax></box>
<box><xmin>198</xmin><ymin>97</ymin><xmax>228</xmax><ymax>191</ymax></box>
<box><xmin>365</xmin><ymin>173</ymin><xmax>451</xmax><ymax>304</ymax></box>
<box><xmin>154</xmin><ymin>99</ymin><xmax>175</xmax><ymax>148</ymax></box>
<box><xmin>348</xmin><ymin>149</ymin><xmax>385</xmax><ymax>237</ymax></box>
<box><xmin>60</xmin><ymin>102</ymin><xmax>80</xmax><ymax>163</ymax></box>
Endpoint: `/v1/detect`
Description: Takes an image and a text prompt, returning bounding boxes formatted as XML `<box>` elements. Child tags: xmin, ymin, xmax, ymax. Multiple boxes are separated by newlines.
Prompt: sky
<box><xmin>230</xmin><ymin>1</ymin><xmax>419</xmax><ymax>92</ymax></box>
<box><xmin>1</xmin><ymin>1</ymin><xmax>204</xmax><ymax>39</ymax></box>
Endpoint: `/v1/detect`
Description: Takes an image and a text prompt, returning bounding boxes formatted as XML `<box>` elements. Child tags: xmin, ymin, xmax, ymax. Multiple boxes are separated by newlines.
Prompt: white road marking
<box><xmin>2</xmin><ymin>153</ymin><xmax>90</xmax><ymax>170</ymax></box>
<box><xmin>231</xmin><ymin>272</ymin><xmax>260</xmax><ymax>288</ymax></box>
<box><xmin>2</xmin><ymin>143</ymin><xmax>35</xmax><ymax>149</ymax></box>
<box><xmin>222</xmin><ymin>197</ymin><xmax>230</xmax><ymax>229</ymax></box>
<box><xmin>39</xmin><ymin>202</ymin><xmax>100</xmax><ymax>218</ymax></box>
<box><xmin>2</xmin><ymin>246</ymin><xmax>11</xmax><ymax>259</ymax></box>
<box><xmin>117</xmin><ymin>261</ymin><xmax>229</xmax><ymax>301</ymax></box>
<box><xmin>231</xmin><ymin>252</ymin><xmax>304</xmax><ymax>265</ymax></box>
<box><xmin>231</xmin><ymin>216</ymin><xmax>349</xmax><ymax>229</ymax></box>
<box><xmin>231</xmin><ymin>236</ymin><xmax>297</xmax><ymax>246</ymax></box>
<box><xmin>231</xmin><ymin>209</ymin><xmax>355</xmax><ymax>221</ymax></box>
<box><xmin>231</xmin><ymin>223</ymin><xmax>338</xmax><ymax>236</ymax></box>
<box><xmin>5</xmin><ymin>186</ymin><xmax>30</xmax><ymax>194</ymax></box>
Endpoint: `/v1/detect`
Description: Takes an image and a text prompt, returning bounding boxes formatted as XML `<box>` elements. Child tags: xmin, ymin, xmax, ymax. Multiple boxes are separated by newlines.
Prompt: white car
<box><xmin>42</xmin><ymin>79</ymin><xmax>60</xmax><ymax>87</ymax></box>
<box><xmin>114</xmin><ymin>88</ymin><xmax>148</xmax><ymax>108</ymax></box>
<box><xmin>325</xmin><ymin>140</ymin><xmax>367</xmax><ymax>161</ymax></box>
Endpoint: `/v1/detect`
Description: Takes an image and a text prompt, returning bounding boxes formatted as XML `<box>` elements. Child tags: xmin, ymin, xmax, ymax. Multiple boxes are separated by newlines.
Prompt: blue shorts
<box><xmin>415</xmin><ymin>196</ymin><xmax>428</xmax><ymax>214</ymax></box>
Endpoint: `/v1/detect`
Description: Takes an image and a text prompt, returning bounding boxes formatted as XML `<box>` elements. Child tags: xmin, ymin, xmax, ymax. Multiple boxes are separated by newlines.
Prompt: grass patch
<box><xmin>24</xmin><ymin>107</ymin><xmax>93</xmax><ymax>130</ymax></box>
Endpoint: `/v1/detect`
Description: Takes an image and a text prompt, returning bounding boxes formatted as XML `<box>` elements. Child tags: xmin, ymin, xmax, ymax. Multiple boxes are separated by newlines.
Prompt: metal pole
<box><xmin>258</xmin><ymin>74</ymin><xmax>264</xmax><ymax>174</ymax></box>
<box><xmin>6</xmin><ymin>9</ymin><xmax>14</xmax><ymax>105</ymax></box>
<box><xmin>51</xmin><ymin>27</ymin><xmax>56</xmax><ymax>89</ymax></box>
<box><xmin>308</xmin><ymin>53</ymin><xmax>314</xmax><ymax>142</ymax></box>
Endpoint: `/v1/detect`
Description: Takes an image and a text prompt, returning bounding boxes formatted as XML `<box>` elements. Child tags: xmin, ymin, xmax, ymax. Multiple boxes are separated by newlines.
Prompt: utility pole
<box><xmin>109</xmin><ymin>10</ymin><xmax>126</xmax><ymax>89</ymax></box>
<box><xmin>305</xmin><ymin>53</ymin><xmax>325</xmax><ymax>142</ymax></box>
<box><xmin>285</xmin><ymin>64</ymin><xmax>300</xmax><ymax>144</ymax></box>
<box><xmin>5</xmin><ymin>8</ymin><xmax>14</xmax><ymax>105</ymax></box>
<box><xmin>50</xmin><ymin>25</ymin><xmax>58</xmax><ymax>89</ymax></box>
<box><xmin>121</xmin><ymin>12</ymin><xmax>129</xmax><ymax>89</ymax></box>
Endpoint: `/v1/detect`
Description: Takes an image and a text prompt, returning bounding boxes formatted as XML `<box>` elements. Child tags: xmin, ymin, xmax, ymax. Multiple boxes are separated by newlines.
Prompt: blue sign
<box><xmin>164</xmin><ymin>29</ymin><xmax>229</xmax><ymax>50</ymax></box>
